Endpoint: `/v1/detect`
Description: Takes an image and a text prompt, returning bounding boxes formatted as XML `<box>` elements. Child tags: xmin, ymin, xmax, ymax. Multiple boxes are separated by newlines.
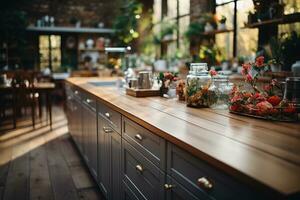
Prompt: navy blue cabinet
<box><xmin>81</xmin><ymin>93</ymin><xmax>97</xmax><ymax>178</ymax></box>
<box><xmin>97</xmin><ymin>108</ymin><xmax>122</xmax><ymax>200</ymax></box>
<box><xmin>65</xmin><ymin>84</ymin><xmax>276</xmax><ymax>200</ymax></box>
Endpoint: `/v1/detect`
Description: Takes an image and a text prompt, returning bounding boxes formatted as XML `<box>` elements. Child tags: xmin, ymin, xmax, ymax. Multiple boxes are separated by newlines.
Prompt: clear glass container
<box><xmin>209</xmin><ymin>75</ymin><xmax>232</xmax><ymax>109</ymax></box>
<box><xmin>186</xmin><ymin>63</ymin><xmax>212</xmax><ymax>107</ymax></box>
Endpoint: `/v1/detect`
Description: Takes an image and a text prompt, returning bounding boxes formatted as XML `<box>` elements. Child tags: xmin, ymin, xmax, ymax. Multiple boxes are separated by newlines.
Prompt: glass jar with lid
<box><xmin>186</xmin><ymin>63</ymin><xmax>212</xmax><ymax>107</ymax></box>
<box><xmin>209</xmin><ymin>75</ymin><xmax>232</xmax><ymax>109</ymax></box>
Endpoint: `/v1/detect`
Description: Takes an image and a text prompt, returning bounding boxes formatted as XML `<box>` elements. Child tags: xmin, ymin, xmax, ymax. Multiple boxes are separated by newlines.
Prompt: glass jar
<box><xmin>209</xmin><ymin>75</ymin><xmax>232</xmax><ymax>109</ymax></box>
<box><xmin>186</xmin><ymin>63</ymin><xmax>212</xmax><ymax>107</ymax></box>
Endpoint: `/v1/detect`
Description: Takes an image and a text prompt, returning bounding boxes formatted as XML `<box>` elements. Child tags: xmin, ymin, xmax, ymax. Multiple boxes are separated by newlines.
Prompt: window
<box><xmin>39</xmin><ymin>35</ymin><xmax>61</xmax><ymax>72</ymax></box>
<box><xmin>215</xmin><ymin>0</ymin><xmax>258</xmax><ymax>59</ymax></box>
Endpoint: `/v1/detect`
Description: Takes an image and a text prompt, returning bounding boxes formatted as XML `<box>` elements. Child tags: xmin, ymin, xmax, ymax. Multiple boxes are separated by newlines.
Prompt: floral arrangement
<box><xmin>176</xmin><ymin>80</ymin><xmax>186</xmax><ymax>101</ymax></box>
<box><xmin>186</xmin><ymin>69</ymin><xmax>218</xmax><ymax>107</ymax></box>
<box><xmin>229</xmin><ymin>56</ymin><xmax>297</xmax><ymax>121</ymax></box>
<box><xmin>159</xmin><ymin>72</ymin><xmax>179</xmax><ymax>95</ymax></box>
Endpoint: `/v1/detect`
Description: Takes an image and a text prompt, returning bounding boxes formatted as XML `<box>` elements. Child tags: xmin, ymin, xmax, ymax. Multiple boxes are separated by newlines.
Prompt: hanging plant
<box><xmin>113</xmin><ymin>0</ymin><xmax>143</xmax><ymax>45</ymax></box>
<box><xmin>153</xmin><ymin>21</ymin><xmax>177</xmax><ymax>45</ymax></box>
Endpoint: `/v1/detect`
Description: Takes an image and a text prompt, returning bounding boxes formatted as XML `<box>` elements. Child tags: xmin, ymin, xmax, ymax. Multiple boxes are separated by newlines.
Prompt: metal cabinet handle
<box><xmin>105</xmin><ymin>112</ymin><xmax>110</xmax><ymax>118</ymax></box>
<box><xmin>86</xmin><ymin>98</ymin><xmax>92</xmax><ymax>103</ymax></box>
<box><xmin>103</xmin><ymin>127</ymin><xmax>113</xmax><ymax>133</ymax></box>
<box><xmin>135</xmin><ymin>164</ymin><xmax>143</xmax><ymax>173</ymax></box>
<box><xmin>74</xmin><ymin>90</ymin><xmax>78</xmax><ymax>95</ymax></box>
<box><xmin>134</xmin><ymin>134</ymin><xmax>143</xmax><ymax>141</ymax></box>
<box><xmin>164</xmin><ymin>184</ymin><xmax>175</xmax><ymax>190</ymax></box>
<box><xmin>197</xmin><ymin>177</ymin><xmax>213</xmax><ymax>190</ymax></box>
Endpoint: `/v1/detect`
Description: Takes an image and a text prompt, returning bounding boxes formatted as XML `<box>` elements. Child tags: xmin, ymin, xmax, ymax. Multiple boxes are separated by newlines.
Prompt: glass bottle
<box><xmin>186</xmin><ymin>63</ymin><xmax>212</xmax><ymax>108</ymax></box>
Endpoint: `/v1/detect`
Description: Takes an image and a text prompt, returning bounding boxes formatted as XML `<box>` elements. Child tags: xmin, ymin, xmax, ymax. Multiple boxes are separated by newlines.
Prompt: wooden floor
<box><xmin>0</xmin><ymin>107</ymin><xmax>103</xmax><ymax>200</ymax></box>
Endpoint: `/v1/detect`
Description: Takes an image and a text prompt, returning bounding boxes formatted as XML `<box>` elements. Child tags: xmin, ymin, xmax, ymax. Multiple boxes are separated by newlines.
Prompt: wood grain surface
<box><xmin>66</xmin><ymin>77</ymin><xmax>300</xmax><ymax>197</ymax></box>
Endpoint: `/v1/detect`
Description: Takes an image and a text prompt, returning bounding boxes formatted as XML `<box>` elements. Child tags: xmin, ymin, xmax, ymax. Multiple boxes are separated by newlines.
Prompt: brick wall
<box><xmin>20</xmin><ymin>0</ymin><xmax>123</xmax><ymax>28</ymax></box>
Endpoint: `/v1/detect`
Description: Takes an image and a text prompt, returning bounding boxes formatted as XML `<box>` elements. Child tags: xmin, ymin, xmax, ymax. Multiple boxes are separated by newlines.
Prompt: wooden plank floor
<box><xmin>0</xmin><ymin>107</ymin><xmax>103</xmax><ymax>200</ymax></box>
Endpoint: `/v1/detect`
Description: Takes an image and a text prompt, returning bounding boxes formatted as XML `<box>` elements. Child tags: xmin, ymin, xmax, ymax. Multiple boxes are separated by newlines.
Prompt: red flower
<box><xmin>255</xmin><ymin>56</ymin><xmax>265</xmax><ymax>67</ymax></box>
<box><xmin>230</xmin><ymin>95</ymin><xmax>242</xmax><ymax>103</ymax></box>
<box><xmin>267</xmin><ymin>96</ymin><xmax>281</xmax><ymax>106</ymax></box>
<box><xmin>246</xmin><ymin>74</ymin><xmax>253</xmax><ymax>82</ymax></box>
<box><xmin>230</xmin><ymin>105</ymin><xmax>239</xmax><ymax>112</ymax></box>
<box><xmin>253</xmin><ymin>92</ymin><xmax>266</xmax><ymax>102</ymax></box>
<box><xmin>284</xmin><ymin>104</ymin><xmax>297</xmax><ymax>114</ymax></box>
<box><xmin>263</xmin><ymin>84</ymin><xmax>272</xmax><ymax>92</ymax></box>
<box><xmin>256</xmin><ymin>101</ymin><xmax>273</xmax><ymax>115</ymax></box>
<box><xmin>243</xmin><ymin>92</ymin><xmax>252</xmax><ymax>98</ymax></box>
<box><xmin>164</xmin><ymin>72</ymin><xmax>174</xmax><ymax>80</ymax></box>
<box><xmin>209</xmin><ymin>69</ymin><xmax>217</xmax><ymax>76</ymax></box>
<box><xmin>241</xmin><ymin>63</ymin><xmax>251</xmax><ymax>75</ymax></box>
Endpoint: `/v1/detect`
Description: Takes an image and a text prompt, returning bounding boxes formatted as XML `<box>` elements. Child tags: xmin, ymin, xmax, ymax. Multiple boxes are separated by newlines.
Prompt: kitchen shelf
<box><xmin>26</xmin><ymin>26</ymin><xmax>115</xmax><ymax>34</ymax></box>
<box><xmin>243</xmin><ymin>13</ymin><xmax>300</xmax><ymax>29</ymax></box>
<box><xmin>79</xmin><ymin>48</ymin><xmax>105</xmax><ymax>52</ymax></box>
<box><xmin>200</xmin><ymin>29</ymin><xmax>233</xmax><ymax>36</ymax></box>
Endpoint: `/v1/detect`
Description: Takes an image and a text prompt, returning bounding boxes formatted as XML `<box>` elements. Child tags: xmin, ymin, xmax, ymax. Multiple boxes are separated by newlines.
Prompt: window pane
<box><xmin>215</xmin><ymin>0</ymin><xmax>258</xmax><ymax>59</ymax></box>
<box><xmin>179</xmin><ymin>0</ymin><xmax>190</xmax><ymax>15</ymax></box>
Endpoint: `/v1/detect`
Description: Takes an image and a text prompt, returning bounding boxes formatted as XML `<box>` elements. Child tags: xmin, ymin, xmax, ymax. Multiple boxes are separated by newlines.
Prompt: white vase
<box><xmin>292</xmin><ymin>61</ymin><xmax>300</xmax><ymax>73</ymax></box>
<box><xmin>218</xmin><ymin>23</ymin><xmax>226</xmax><ymax>30</ymax></box>
<box><xmin>204</xmin><ymin>23</ymin><xmax>214</xmax><ymax>32</ymax></box>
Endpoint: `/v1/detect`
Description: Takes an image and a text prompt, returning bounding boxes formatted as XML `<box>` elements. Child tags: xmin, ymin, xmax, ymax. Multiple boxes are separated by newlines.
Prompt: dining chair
<box><xmin>11</xmin><ymin>70</ymin><xmax>37</xmax><ymax>128</ymax></box>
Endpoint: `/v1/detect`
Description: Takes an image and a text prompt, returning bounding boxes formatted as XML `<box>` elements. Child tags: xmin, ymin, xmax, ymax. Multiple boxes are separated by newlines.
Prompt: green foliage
<box><xmin>269</xmin><ymin>31</ymin><xmax>300</xmax><ymax>70</ymax></box>
<box><xmin>153</xmin><ymin>21</ymin><xmax>177</xmax><ymax>45</ymax></box>
<box><xmin>184</xmin><ymin>22</ymin><xmax>204</xmax><ymax>40</ymax></box>
<box><xmin>113</xmin><ymin>0</ymin><xmax>143</xmax><ymax>45</ymax></box>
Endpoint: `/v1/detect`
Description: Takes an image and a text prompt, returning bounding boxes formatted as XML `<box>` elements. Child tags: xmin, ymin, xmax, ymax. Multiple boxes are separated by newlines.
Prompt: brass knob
<box><xmin>164</xmin><ymin>184</ymin><xmax>174</xmax><ymax>190</ymax></box>
<box><xmin>135</xmin><ymin>164</ymin><xmax>143</xmax><ymax>173</ymax></box>
<box><xmin>105</xmin><ymin>112</ymin><xmax>110</xmax><ymax>118</ymax></box>
<box><xmin>103</xmin><ymin>127</ymin><xmax>113</xmax><ymax>133</ymax></box>
<box><xmin>134</xmin><ymin>134</ymin><xmax>143</xmax><ymax>141</ymax></box>
<box><xmin>197</xmin><ymin>177</ymin><xmax>213</xmax><ymax>190</ymax></box>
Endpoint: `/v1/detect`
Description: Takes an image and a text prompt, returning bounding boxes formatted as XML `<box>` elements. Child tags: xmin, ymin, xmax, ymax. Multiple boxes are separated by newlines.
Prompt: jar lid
<box><xmin>190</xmin><ymin>63</ymin><xmax>208</xmax><ymax>73</ymax></box>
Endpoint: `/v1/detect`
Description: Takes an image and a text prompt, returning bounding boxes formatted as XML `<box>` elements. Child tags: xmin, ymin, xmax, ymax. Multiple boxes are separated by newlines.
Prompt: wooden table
<box><xmin>66</xmin><ymin>77</ymin><xmax>300</xmax><ymax>198</ymax></box>
<box><xmin>0</xmin><ymin>82</ymin><xmax>55</xmax><ymax>129</ymax></box>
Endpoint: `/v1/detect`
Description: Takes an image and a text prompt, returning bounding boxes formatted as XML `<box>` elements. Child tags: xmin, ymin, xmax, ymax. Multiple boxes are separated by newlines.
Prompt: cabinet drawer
<box><xmin>123</xmin><ymin>139</ymin><xmax>164</xmax><ymax>200</ymax></box>
<box><xmin>165</xmin><ymin>175</ymin><xmax>209</xmax><ymax>200</ymax></box>
<box><xmin>167</xmin><ymin>143</ymin><xmax>264</xmax><ymax>200</ymax></box>
<box><xmin>98</xmin><ymin>102</ymin><xmax>121</xmax><ymax>133</ymax></box>
<box><xmin>72</xmin><ymin>87</ymin><xmax>82</xmax><ymax>100</ymax></box>
<box><xmin>82</xmin><ymin>93</ymin><xmax>96</xmax><ymax>111</ymax></box>
<box><xmin>123</xmin><ymin>117</ymin><xmax>165</xmax><ymax>169</ymax></box>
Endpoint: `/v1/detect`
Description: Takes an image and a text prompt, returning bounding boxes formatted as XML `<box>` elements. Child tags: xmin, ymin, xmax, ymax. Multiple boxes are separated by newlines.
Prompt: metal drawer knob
<box><xmin>105</xmin><ymin>112</ymin><xmax>110</xmax><ymax>118</ymax></box>
<box><xmin>164</xmin><ymin>184</ymin><xmax>175</xmax><ymax>190</ymax></box>
<box><xmin>103</xmin><ymin>127</ymin><xmax>113</xmax><ymax>133</ymax></box>
<box><xmin>74</xmin><ymin>90</ymin><xmax>78</xmax><ymax>95</ymax></box>
<box><xmin>135</xmin><ymin>164</ymin><xmax>143</xmax><ymax>173</ymax></box>
<box><xmin>197</xmin><ymin>177</ymin><xmax>213</xmax><ymax>190</ymax></box>
<box><xmin>86</xmin><ymin>99</ymin><xmax>92</xmax><ymax>103</ymax></box>
<box><xmin>134</xmin><ymin>134</ymin><xmax>143</xmax><ymax>141</ymax></box>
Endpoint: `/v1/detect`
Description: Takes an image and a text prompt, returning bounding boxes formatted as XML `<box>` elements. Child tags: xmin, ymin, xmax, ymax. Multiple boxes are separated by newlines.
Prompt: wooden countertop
<box><xmin>66</xmin><ymin>77</ymin><xmax>300</xmax><ymax>197</ymax></box>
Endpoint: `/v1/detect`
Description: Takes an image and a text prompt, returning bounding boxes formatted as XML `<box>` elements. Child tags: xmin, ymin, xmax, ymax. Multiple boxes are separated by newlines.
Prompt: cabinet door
<box><xmin>98</xmin><ymin>115</ymin><xmax>122</xmax><ymax>200</ymax></box>
<box><xmin>73</xmin><ymin>99</ymin><xmax>83</xmax><ymax>152</ymax></box>
<box><xmin>86</xmin><ymin>106</ymin><xmax>97</xmax><ymax>178</ymax></box>
<box><xmin>98</xmin><ymin>116</ymin><xmax>111</xmax><ymax>199</ymax></box>
<box><xmin>110</xmin><ymin>128</ymin><xmax>122</xmax><ymax>200</ymax></box>
<box><xmin>82</xmin><ymin>105</ymin><xmax>89</xmax><ymax>163</ymax></box>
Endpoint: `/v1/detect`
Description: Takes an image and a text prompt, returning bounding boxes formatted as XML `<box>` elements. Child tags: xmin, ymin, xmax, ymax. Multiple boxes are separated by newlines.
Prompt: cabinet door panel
<box><xmin>98</xmin><ymin>116</ymin><xmax>111</xmax><ymax>199</ymax></box>
<box><xmin>86</xmin><ymin>106</ymin><xmax>97</xmax><ymax>178</ymax></box>
<box><xmin>111</xmin><ymin>131</ymin><xmax>121</xmax><ymax>200</ymax></box>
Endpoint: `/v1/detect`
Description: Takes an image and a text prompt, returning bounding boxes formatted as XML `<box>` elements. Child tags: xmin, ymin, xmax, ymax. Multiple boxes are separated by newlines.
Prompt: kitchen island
<box><xmin>65</xmin><ymin>77</ymin><xmax>300</xmax><ymax>200</ymax></box>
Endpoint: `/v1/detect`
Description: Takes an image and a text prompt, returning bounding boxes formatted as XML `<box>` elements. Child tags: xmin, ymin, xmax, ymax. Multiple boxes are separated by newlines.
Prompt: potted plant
<box><xmin>218</xmin><ymin>15</ymin><xmax>227</xmax><ymax>30</ymax></box>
